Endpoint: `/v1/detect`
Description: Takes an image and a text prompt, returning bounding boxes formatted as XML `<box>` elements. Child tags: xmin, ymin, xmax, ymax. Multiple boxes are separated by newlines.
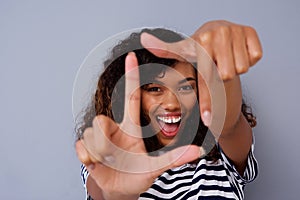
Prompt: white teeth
<box><xmin>157</xmin><ymin>116</ymin><xmax>181</xmax><ymax>123</ymax></box>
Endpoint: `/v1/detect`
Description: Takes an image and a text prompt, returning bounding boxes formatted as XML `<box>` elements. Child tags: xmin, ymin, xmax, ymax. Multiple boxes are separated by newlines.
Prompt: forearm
<box><xmin>87</xmin><ymin>176</ymin><xmax>140</xmax><ymax>200</ymax></box>
<box><xmin>217</xmin><ymin>76</ymin><xmax>253</xmax><ymax>174</ymax></box>
<box><xmin>86</xmin><ymin>176</ymin><xmax>105</xmax><ymax>200</ymax></box>
<box><xmin>221</xmin><ymin>76</ymin><xmax>243</xmax><ymax>136</ymax></box>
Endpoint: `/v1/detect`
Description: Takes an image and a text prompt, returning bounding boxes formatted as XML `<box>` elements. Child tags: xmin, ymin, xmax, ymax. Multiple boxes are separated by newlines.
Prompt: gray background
<box><xmin>1</xmin><ymin>0</ymin><xmax>299</xmax><ymax>199</ymax></box>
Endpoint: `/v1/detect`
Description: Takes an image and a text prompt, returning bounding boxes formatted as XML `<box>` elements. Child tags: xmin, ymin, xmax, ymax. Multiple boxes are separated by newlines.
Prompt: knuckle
<box><xmin>79</xmin><ymin>154</ymin><xmax>91</xmax><ymax>166</ymax></box>
<box><xmin>92</xmin><ymin>115</ymin><xmax>111</xmax><ymax>138</ymax></box>
<box><xmin>83</xmin><ymin>127</ymin><xmax>93</xmax><ymax>135</ymax></box>
<box><xmin>249</xmin><ymin>50</ymin><xmax>263</xmax><ymax>66</ymax></box>
<box><xmin>93</xmin><ymin>115</ymin><xmax>102</xmax><ymax>127</ymax></box>
<box><xmin>237</xmin><ymin>65</ymin><xmax>249</xmax><ymax>74</ymax></box>
<box><xmin>252</xmin><ymin>50</ymin><xmax>263</xmax><ymax>61</ymax></box>
<box><xmin>221</xmin><ymin>70</ymin><xmax>235</xmax><ymax>80</ymax></box>
<box><xmin>244</xmin><ymin>25</ymin><xmax>256</xmax><ymax>34</ymax></box>
<box><xmin>197</xmin><ymin>31</ymin><xmax>213</xmax><ymax>46</ymax></box>
<box><xmin>81</xmin><ymin>155</ymin><xmax>92</xmax><ymax>166</ymax></box>
<box><xmin>82</xmin><ymin>127</ymin><xmax>94</xmax><ymax>140</ymax></box>
<box><xmin>93</xmin><ymin>115</ymin><xmax>108</xmax><ymax>129</ymax></box>
<box><xmin>75</xmin><ymin>141</ymin><xmax>92</xmax><ymax>165</ymax></box>
<box><xmin>218</xmin><ymin>25</ymin><xmax>231</xmax><ymax>38</ymax></box>
<box><xmin>233</xmin><ymin>26</ymin><xmax>244</xmax><ymax>36</ymax></box>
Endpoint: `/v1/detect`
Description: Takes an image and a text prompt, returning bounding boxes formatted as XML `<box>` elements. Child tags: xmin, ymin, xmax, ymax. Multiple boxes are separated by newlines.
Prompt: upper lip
<box><xmin>156</xmin><ymin>112</ymin><xmax>182</xmax><ymax>123</ymax></box>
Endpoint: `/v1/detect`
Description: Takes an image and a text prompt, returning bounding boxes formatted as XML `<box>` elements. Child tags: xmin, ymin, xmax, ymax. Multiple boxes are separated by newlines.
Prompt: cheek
<box><xmin>141</xmin><ymin>92</ymin><xmax>150</xmax><ymax>109</ymax></box>
<box><xmin>141</xmin><ymin>96</ymin><xmax>152</xmax><ymax>126</ymax></box>
<box><xmin>180</xmin><ymin>93</ymin><xmax>198</xmax><ymax>112</ymax></box>
<box><xmin>141</xmin><ymin>94</ymin><xmax>160</xmax><ymax>116</ymax></box>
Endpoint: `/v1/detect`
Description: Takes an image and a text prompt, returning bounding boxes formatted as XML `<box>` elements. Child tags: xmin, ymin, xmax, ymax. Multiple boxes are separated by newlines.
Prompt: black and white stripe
<box><xmin>80</xmin><ymin>164</ymin><xmax>90</xmax><ymax>199</ymax></box>
<box><xmin>80</xmin><ymin>145</ymin><xmax>258</xmax><ymax>200</ymax></box>
<box><xmin>139</xmin><ymin>144</ymin><xmax>258</xmax><ymax>200</ymax></box>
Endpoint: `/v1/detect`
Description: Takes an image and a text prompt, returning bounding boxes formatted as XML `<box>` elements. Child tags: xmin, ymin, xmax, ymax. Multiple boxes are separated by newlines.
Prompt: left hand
<box><xmin>140</xmin><ymin>20</ymin><xmax>263</xmax><ymax>130</ymax></box>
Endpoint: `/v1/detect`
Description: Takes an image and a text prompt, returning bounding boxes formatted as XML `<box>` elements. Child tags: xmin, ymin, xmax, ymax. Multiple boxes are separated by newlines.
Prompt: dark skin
<box><xmin>75</xmin><ymin>20</ymin><xmax>263</xmax><ymax>200</ymax></box>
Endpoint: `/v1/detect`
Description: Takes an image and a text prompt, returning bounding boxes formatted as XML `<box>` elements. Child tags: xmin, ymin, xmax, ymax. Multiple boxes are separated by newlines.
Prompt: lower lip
<box><xmin>161</xmin><ymin>128</ymin><xmax>179</xmax><ymax>137</ymax></box>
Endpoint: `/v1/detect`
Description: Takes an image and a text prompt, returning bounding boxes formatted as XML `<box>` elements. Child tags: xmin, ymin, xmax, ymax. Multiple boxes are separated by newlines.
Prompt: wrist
<box><xmin>222</xmin><ymin>76</ymin><xmax>242</xmax><ymax>133</ymax></box>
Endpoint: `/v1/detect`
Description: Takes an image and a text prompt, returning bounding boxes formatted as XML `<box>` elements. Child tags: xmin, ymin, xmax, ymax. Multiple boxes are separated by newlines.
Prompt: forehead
<box><xmin>139</xmin><ymin>62</ymin><xmax>196</xmax><ymax>86</ymax></box>
<box><xmin>157</xmin><ymin>62</ymin><xmax>196</xmax><ymax>81</ymax></box>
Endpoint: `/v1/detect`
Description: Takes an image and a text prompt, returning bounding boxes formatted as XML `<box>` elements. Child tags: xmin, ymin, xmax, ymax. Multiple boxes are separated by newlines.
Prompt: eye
<box><xmin>178</xmin><ymin>85</ymin><xmax>194</xmax><ymax>92</ymax></box>
<box><xmin>142</xmin><ymin>84</ymin><xmax>163</xmax><ymax>93</ymax></box>
<box><xmin>147</xmin><ymin>86</ymin><xmax>162</xmax><ymax>92</ymax></box>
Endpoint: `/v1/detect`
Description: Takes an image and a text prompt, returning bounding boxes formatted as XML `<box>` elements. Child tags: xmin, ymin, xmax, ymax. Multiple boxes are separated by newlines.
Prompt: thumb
<box><xmin>198</xmin><ymin>75</ymin><xmax>212</xmax><ymax>127</ymax></box>
<box><xmin>140</xmin><ymin>32</ymin><xmax>197</xmax><ymax>62</ymax></box>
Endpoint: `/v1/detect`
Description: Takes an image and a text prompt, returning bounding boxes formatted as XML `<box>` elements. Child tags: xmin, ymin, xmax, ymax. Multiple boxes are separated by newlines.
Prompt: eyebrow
<box><xmin>147</xmin><ymin>77</ymin><xmax>196</xmax><ymax>86</ymax></box>
<box><xmin>178</xmin><ymin>77</ymin><xmax>196</xmax><ymax>84</ymax></box>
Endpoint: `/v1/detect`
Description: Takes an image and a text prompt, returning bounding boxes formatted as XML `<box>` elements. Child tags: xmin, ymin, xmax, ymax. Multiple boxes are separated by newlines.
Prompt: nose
<box><xmin>161</xmin><ymin>90</ymin><xmax>180</xmax><ymax>111</ymax></box>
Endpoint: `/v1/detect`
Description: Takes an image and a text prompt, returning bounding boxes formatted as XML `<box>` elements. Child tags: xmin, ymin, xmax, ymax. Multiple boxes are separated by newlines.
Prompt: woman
<box><xmin>75</xmin><ymin>21</ymin><xmax>262</xmax><ymax>200</ymax></box>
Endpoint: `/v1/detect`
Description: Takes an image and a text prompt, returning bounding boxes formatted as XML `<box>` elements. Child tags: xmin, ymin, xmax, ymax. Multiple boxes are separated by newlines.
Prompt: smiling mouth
<box><xmin>156</xmin><ymin>115</ymin><xmax>181</xmax><ymax>137</ymax></box>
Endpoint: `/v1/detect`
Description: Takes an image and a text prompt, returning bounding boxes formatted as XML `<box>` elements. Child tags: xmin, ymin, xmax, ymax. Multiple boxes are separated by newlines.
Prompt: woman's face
<box><xmin>141</xmin><ymin>62</ymin><xmax>198</xmax><ymax>146</ymax></box>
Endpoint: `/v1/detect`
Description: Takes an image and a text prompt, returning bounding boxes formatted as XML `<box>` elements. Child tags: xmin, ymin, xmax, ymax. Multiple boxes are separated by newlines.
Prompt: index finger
<box><xmin>121</xmin><ymin>52</ymin><xmax>142</xmax><ymax>136</ymax></box>
<box><xmin>196</xmin><ymin>44</ymin><xmax>226</xmax><ymax>136</ymax></box>
<box><xmin>140</xmin><ymin>32</ymin><xmax>197</xmax><ymax>62</ymax></box>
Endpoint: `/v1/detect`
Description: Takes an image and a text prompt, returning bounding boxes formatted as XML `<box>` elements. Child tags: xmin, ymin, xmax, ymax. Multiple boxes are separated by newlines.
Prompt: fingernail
<box><xmin>202</xmin><ymin>110</ymin><xmax>211</xmax><ymax>126</ymax></box>
<box><xmin>128</xmin><ymin>51</ymin><xmax>136</xmax><ymax>57</ymax></box>
<box><xmin>199</xmin><ymin>147</ymin><xmax>206</xmax><ymax>158</ymax></box>
<box><xmin>87</xmin><ymin>164</ymin><xmax>95</xmax><ymax>171</ymax></box>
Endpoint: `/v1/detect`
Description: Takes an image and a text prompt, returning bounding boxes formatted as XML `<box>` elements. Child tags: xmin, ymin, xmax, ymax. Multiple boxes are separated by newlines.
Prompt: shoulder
<box><xmin>218</xmin><ymin>142</ymin><xmax>258</xmax><ymax>185</ymax></box>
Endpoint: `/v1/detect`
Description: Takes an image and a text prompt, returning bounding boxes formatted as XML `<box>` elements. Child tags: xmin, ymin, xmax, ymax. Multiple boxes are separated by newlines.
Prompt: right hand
<box><xmin>75</xmin><ymin>52</ymin><xmax>205</xmax><ymax>200</ymax></box>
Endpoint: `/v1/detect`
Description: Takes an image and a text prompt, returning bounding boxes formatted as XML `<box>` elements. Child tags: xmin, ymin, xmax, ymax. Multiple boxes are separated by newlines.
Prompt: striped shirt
<box><xmin>80</xmin><ymin>144</ymin><xmax>258</xmax><ymax>200</ymax></box>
